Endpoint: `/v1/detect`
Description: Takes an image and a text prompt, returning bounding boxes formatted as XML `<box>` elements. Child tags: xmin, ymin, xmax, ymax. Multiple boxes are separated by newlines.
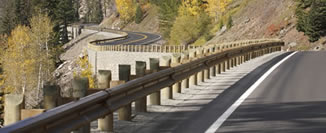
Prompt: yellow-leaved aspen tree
<box><xmin>78</xmin><ymin>50</ymin><xmax>95</xmax><ymax>88</ymax></box>
<box><xmin>206</xmin><ymin>0</ymin><xmax>232</xmax><ymax>22</ymax></box>
<box><xmin>30</xmin><ymin>12</ymin><xmax>54</xmax><ymax>99</ymax></box>
<box><xmin>179</xmin><ymin>0</ymin><xmax>205</xmax><ymax>16</ymax></box>
<box><xmin>3</xmin><ymin>25</ymin><xmax>38</xmax><ymax>95</ymax></box>
<box><xmin>115</xmin><ymin>0</ymin><xmax>136</xmax><ymax>23</ymax></box>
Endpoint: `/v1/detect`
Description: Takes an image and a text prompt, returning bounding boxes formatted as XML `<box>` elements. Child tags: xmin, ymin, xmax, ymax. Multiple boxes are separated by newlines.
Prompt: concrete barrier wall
<box><xmin>88</xmin><ymin>49</ymin><xmax>174</xmax><ymax>80</ymax></box>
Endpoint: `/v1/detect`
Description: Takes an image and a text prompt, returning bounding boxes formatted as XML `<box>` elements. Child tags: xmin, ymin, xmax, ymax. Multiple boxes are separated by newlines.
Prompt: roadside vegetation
<box><xmin>0</xmin><ymin>0</ymin><xmax>101</xmax><ymax>111</ymax></box>
<box><xmin>295</xmin><ymin>0</ymin><xmax>326</xmax><ymax>42</ymax></box>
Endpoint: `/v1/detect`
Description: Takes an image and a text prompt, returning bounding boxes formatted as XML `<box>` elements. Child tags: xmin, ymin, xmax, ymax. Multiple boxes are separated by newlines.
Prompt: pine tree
<box><xmin>135</xmin><ymin>4</ymin><xmax>143</xmax><ymax>24</ymax></box>
<box><xmin>0</xmin><ymin>0</ymin><xmax>17</xmax><ymax>34</ymax></box>
<box><xmin>226</xmin><ymin>15</ymin><xmax>233</xmax><ymax>29</ymax></box>
<box><xmin>157</xmin><ymin>0</ymin><xmax>181</xmax><ymax>38</ymax></box>
<box><xmin>85</xmin><ymin>0</ymin><xmax>103</xmax><ymax>23</ymax></box>
<box><xmin>54</xmin><ymin>0</ymin><xmax>75</xmax><ymax>44</ymax></box>
<box><xmin>14</xmin><ymin>0</ymin><xmax>32</xmax><ymax>25</ymax></box>
<box><xmin>296</xmin><ymin>0</ymin><xmax>326</xmax><ymax>42</ymax></box>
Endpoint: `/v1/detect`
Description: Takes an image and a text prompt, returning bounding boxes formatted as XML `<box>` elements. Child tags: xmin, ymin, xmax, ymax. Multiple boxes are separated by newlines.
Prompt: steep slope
<box><xmin>209</xmin><ymin>0</ymin><xmax>325</xmax><ymax>50</ymax></box>
<box><xmin>100</xmin><ymin>5</ymin><xmax>160</xmax><ymax>33</ymax></box>
<box><xmin>98</xmin><ymin>0</ymin><xmax>325</xmax><ymax>50</ymax></box>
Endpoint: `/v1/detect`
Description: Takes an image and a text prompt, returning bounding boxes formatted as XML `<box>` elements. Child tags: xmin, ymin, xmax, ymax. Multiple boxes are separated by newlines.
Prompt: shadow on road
<box><xmin>130</xmin><ymin>52</ymin><xmax>292</xmax><ymax>133</ymax></box>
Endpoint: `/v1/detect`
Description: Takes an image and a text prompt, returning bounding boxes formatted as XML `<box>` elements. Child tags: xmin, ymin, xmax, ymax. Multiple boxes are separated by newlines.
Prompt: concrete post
<box><xmin>222</xmin><ymin>61</ymin><xmax>226</xmax><ymax>72</ymax></box>
<box><xmin>181</xmin><ymin>52</ymin><xmax>189</xmax><ymax>89</ymax></box>
<box><xmin>204</xmin><ymin>67</ymin><xmax>210</xmax><ymax>80</ymax></box>
<box><xmin>135</xmin><ymin>61</ymin><xmax>147</xmax><ymax>112</ymax></box>
<box><xmin>72</xmin><ymin>77</ymin><xmax>90</xmax><ymax>133</ymax></box>
<box><xmin>216</xmin><ymin>63</ymin><xmax>221</xmax><ymax>74</ymax></box>
<box><xmin>226</xmin><ymin>60</ymin><xmax>230</xmax><ymax>70</ymax></box>
<box><xmin>189</xmin><ymin>50</ymin><xmax>197</xmax><ymax>86</ymax></box>
<box><xmin>96</xmin><ymin>70</ymin><xmax>113</xmax><ymax>132</ymax></box>
<box><xmin>118</xmin><ymin>65</ymin><xmax>132</xmax><ymax>121</ymax></box>
<box><xmin>181</xmin><ymin>51</ymin><xmax>189</xmax><ymax>64</ymax></box>
<box><xmin>110</xmin><ymin>81</ymin><xmax>129</xmax><ymax>121</ymax></box>
<box><xmin>160</xmin><ymin>56</ymin><xmax>172</xmax><ymax>99</ymax></box>
<box><xmin>4</xmin><ymin>94</ymin><xmax>23</xmax><ymax>126</ymax></box>
<box><xmin>189</xmin><ymin>49</ymin><xmax>197</xmax><ymax>61</ymax></box>
<box><xmin>149</xmin><ymin>58</ymin><xmax>161</xmax><ymax>105</ymax></box>
<box><xmin>172</xmin><ymin>53</ymin><xmax>181</xmax><ymax>93</ymax></box>
<box><xmin>43</xmin><ymin>83</ymin><xmax>59</xmax><ymax>110</ymax></box>
<box><xmin>196</xmin><ymin>48</ymin><xmax>204</xmax><ymax>83</ymax></box>
<box><xmin>197</xmin><ymin>71</ymin><xmax>204</xmax><ymax>84</ymax></box>
<box><xmin>97</xmin><ymin>70</ymin><xmax>111</xmax><ymax>89</ymax></box>
<box><xmin>203</xmin><ymin>47</ymin><xmax>210</xmax><ymax>80</ymax></box>
<box><xmin>230</xmin><ymin>58</ymin><xmax>234</xmax><ymax>68</ymax></box>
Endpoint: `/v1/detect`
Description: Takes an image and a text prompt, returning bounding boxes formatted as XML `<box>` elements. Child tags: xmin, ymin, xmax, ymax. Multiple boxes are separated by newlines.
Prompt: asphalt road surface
<box><xmin>137</xmin><ymin>51</ymin><xmax>326</xmax><ymax>133</ymax></box>
<box><xmin>216</xmin><ymin>51</ymin><xmax>326</xmax><ymax>133</ymax></box>
<box><xmin>99</xmin><ymin>31</ymin><xmax>161</xmax><ymax>45</ymax></box>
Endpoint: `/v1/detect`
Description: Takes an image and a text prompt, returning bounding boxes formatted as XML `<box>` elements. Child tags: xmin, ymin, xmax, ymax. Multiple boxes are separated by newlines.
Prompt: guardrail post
<box><xmin>209</xmin><ymin>47</ymin><xmax>216</xmax><ymax>78</ymax></box>
<box><xmin>72</xmin><ymin>77</ymin><xmax>90</xmax><ymax>133</ymax></box>
<box><xmin>118</xmin><ymin>65</ymin><xmax>132</xmax><ymax>121</ymax></box>
<box><xmin>189</xmin><ymin>50</ymin><xmax>197</xmax><ymax>86</ymax></box>
<box><xmin>135</xmin><ymin>61</ymin><xmax>147</xmax><ymax>112</ymax></box>
<box><xmin>216</xmin><ymin>63</ymin><xmax>221</xmax><ymax>74</ymax></box>
<box><xmin>225</xmin><ymin>59</ymin><xmax>230</xmax><ymax>70</ymax></box>
<box><xmin>172</xmin><ymin>53</ymin><xmax>182</xmax><ymax>93</ymax></box>
<box><xmin>196</xmin><ymin>48</ymin><xmax>204</xmax><ymax>83</ymax></box>
<box><xmin>4</xmin><ymin>94</ymin><xmax>23</xmax><ymax>126</ymax></box>
<box><xmin>96</xmin><ymin>70</ymin><xmax>113</xmax><ymax>132</ymax></box>
<box><xmin>181</xmin><ymin>52</ymin><xmax>189</xmax><ymax>89</ymax></box>
<box><xmin>149</xmin><ymin>58</ymin><xmax>161</xmax><ymax>105</ymax></box>
<box><xmin>230</xmin><ymin>58</ymin><xmax>234</xmax><ymax>68</ymax></box>
<box><xmin>43</xmin><ymin>83</ymin><xmax>59</xmax><ymax>110</ymax></box>
<box><xmin>160</xmin><ymin>56</ymin><xmax>173</xmax><ymax>99</ymax></box>
<box><xmin>203</xmin><ymin>47</ymin><xmax>211</xmax><ymax>80</ymax></box>
<box><xmin>222</xmin><ymin>60</ymin><xmax>226</xmax><ymax>72</ymax></box>
<box><xmin>235</xmin><ymin>56</ymin><xmax>240</xmax><ymax>66</ymax></box>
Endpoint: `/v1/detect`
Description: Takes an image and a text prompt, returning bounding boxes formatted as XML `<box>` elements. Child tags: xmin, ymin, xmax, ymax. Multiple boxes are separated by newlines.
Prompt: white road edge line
<box><xmin>205</xmin><ymin>52</ymin><xmax>298</xmax><ymax>133</ymax></box>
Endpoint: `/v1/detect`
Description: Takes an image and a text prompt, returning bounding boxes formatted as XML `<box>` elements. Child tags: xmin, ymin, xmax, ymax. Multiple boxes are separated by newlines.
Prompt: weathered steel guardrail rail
<box><xmin>0</xmin><ymin>40</ymin><xmax>283</xmax><ymax>133</ymax></box>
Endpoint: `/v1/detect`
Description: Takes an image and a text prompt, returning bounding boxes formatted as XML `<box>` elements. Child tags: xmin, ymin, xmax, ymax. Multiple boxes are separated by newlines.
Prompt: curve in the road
<box><xmin>98</xmin><ymin>31</ymin><xmax>161</xmax><ymax>45</ymax></box>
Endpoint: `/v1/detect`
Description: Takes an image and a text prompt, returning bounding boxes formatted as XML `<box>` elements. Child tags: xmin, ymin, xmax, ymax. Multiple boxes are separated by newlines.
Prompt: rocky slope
<box><xmin>97</xmin><ymin>0</ymin><xmax>325</xmax><ymax>50</ymax></box>
<box><xmin>209</xmin><ymin>0</ymin><xmax>325</xmax><ymax>50</ymax></box>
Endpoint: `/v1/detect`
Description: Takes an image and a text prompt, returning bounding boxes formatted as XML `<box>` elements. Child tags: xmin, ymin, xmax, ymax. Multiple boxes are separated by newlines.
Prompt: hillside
<box><xmin>100</xmin><ymin>4</ymin><xmax>160</xmax><ymax>33</ymax></box>
<box><xmin>98</xmin><ymin>0</ymin><xmax>325</xmax><ymax>50</ymax></box>
<box><xmin>209</xmin><ymin>0</ymin><xmax>325</xmax><ymax>50</ymax></box>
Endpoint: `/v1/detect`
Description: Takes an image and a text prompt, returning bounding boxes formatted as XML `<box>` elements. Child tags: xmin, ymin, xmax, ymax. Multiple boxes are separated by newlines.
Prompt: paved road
<box><xmin>216</xmin><ymin>51</ymin><xmax>326</xmax><ymax>133</ymax></box>
<box><xmin>126</xmin><ymin>52</ymin><xmax>290</xmax><ymax>133</ymax></box>
<box><xmin>131</xmin><ymin>51</ymin><xmax>326</xmax><ymax>133</ymax></box>
<box><xmin>99</xmin><ymin>31</ymin><xmax>161</xmax><ymax>45</ymax></box>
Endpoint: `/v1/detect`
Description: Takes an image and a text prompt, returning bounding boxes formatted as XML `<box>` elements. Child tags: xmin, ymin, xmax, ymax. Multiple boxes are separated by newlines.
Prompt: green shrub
<box><xmin>135</xmin><ymin>4</ymin><xmax>143</xmax><ymax>24</ymax></box>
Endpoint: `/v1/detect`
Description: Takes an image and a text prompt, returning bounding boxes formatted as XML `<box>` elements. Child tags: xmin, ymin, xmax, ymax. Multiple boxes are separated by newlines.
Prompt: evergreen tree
<box><xmin>226</xmin><ymin>15</ymin><xmax>233</xmax><ymax>29</ymax></box>
<box><xmin>85</xmin><ymin>0</ymin><xmax>103</xmax><ymax>23</ymax></box>
<box><xmin>296</xmin><ymin>0</ymin><xmax>326</xmax><ymax>42</ymax></box>
<box><xmin>0</xmin><ymin>0</ymin><xmax>17</xmax><ymax>34</ymax></box>
<box><xmin>157</xmin><ymin>0</ymin><xmax>181</xmax><ymax>38</ymax></box>
<box><xmin>14</xmin><ymin>0</ymin><xmax>32</xmax><ymax>25</ymax></box>
<box><xmin>135</xmin><ymin>4</ymin><xmax>143</xmax><ymax>24</ymax></box>
<box><xmin>54</xmin><ymin>0</ymin><xmax>75</xmax><ymax>44</ymax></box>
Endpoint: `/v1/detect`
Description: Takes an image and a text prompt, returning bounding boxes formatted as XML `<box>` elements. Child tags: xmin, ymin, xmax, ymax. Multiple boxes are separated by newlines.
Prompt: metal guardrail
<box><xmin>87</xmin><ymin>38</ymin><xmax>282</xmax><ymax>53</ymax></box>
<box><xmin>0</xmin><ymin>40</ymin><xmax>284</xmax><ymax>133</ymax></box>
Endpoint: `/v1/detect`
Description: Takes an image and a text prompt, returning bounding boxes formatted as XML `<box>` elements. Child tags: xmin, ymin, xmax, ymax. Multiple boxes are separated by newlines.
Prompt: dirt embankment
<box><xmin>210</xmin><ymin>0</ymin><xmax>325</xmax><ymax>50</ymax></box>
